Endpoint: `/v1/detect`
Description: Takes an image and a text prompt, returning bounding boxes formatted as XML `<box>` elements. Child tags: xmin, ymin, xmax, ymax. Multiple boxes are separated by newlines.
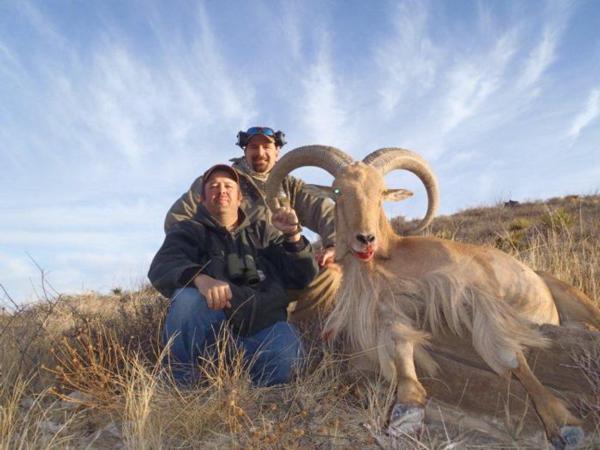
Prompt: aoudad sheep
<box><xmin>266</xmin><ymin>145</ymin><xmax>600</xmax><ymax>449</ymax></box>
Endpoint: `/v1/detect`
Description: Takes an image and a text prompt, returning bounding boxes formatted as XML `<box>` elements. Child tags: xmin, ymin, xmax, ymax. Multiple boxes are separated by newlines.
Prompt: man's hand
<box><xmin>316</xmin><ymin>246</ymin><xmax>335</xmax><ymax>267</ymax></box>
<box><xmin>272</xmin><ymin>205</ymin><xmax>301</xmax><ymax>242</ymax></box>
<box><xmin>194</xmin><ymin>274</ymin><xmax>232</xmax><ymax>309</ymax></box>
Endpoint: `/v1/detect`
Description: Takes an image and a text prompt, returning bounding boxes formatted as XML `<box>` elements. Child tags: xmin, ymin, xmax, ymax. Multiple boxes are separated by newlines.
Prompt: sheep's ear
<box><xmin>383</xmin><ymin>188</ymin><xmax>413</xmax><ymax>202</ymax></box>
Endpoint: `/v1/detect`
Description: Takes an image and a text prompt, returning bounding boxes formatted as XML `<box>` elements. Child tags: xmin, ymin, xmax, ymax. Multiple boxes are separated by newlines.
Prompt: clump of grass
<box><xmin>494</xmin><ymin>228</ymin><xmax>528</xmax><ymax>252</ymax></box>
<box><xmin>508</xmin><ymin>217</ymin><xmax>531</xmax><ymax>232</ymax></box>
<box><xmin>0</xmin><ymin>367</ymin><xmax>82</xmax><ymax>449</ymax></box>
<box><xmin>493</xmin><ymin>217</ymin><xmax>533</xmax><ymax>252</ymax></box>
<box><xmin>542</xmin><ymin>207</ymin><xmax>574</xmax><ymax>231</ymax></box>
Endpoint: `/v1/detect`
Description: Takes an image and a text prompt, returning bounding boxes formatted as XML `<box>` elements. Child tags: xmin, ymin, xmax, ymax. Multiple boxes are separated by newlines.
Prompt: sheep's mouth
<box><xmin>351</xmin><ymin>246</ymin><xmax>375</xmax><ymax>261</ymax></box>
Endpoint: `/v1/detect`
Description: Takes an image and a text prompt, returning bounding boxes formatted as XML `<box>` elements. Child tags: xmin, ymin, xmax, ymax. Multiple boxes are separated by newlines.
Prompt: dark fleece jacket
<box><xmin>148</xmin><ymin>204</ymin><xmax>318</xmax><ymax>336</ymax></box>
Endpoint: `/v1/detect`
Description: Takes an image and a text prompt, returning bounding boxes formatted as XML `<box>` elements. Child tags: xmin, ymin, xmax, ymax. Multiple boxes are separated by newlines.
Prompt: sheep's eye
<box><xmin>333</xmin><ymin>188</ymin><xmax>341</xmax><ymax>196</ymax></box>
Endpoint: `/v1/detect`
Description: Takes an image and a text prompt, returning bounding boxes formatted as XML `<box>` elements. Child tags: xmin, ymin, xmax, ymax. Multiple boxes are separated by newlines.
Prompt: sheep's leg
<box><xmin>537</xmin><ymin>270</ymin><xmax>600</xmax><ymax>331</ymax></box>
<box><xmin>384</xmin><ymin>335</ymin><xmax>427</xmax><ymax>438</ymax></box>
<box><xmin>512</xmin><ymin>352</ymin><xmax>583</xmax><ymax>450</ymax></box>
<box><xmin>392</xmin><ymin>339</ymin><xmax>426</xmax><ymax>406</ymax></box>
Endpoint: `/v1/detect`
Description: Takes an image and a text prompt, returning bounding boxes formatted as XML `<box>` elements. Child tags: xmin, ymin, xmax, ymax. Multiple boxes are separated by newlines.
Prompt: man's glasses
<box><xmin>246</xmin><ymin>127</ymin><xmax>276</xmax><ymax>136</ymax></box>
<box><xmin>237</xmin><ymin>127</ymin><xmax>286</xmax><ymax>148</ymax></box>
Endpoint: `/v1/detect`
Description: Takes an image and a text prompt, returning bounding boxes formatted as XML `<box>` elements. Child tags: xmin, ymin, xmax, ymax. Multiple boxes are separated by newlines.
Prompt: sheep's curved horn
<box><xmin>266</xmin><ymin>145</ymin><xmax>354</xmax><ymax>211</ymax></box>
<box><xmin>363</xmin><ymin>148</ymin><xmax>439</xmax><ymax>235</ymax></box>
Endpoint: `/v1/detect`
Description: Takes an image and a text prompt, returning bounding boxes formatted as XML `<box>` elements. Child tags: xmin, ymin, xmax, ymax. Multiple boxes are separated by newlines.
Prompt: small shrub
<box><xmin>542</xmin><ymin>208</ymin><xmax>573</xmax><ymax>231</ymax></box>
<box><xmin>435</xmin><ymin>228</ymin><xmax>455</xmax><ymax>240</ymax></box>
<box><xmin>495</xmin><ymin>229</ymin><xmax>529</xmax><ymax>252</ymax></box>
<box><xmin>508</xmin><ymin>218</ymin><xmax>531</xmax><ymax>232</ymax></box>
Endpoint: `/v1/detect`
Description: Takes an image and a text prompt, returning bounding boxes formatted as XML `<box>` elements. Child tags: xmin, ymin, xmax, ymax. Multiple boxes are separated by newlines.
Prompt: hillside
<box><xmin>394</xmin><ymin>194</ymin><xmax>599</xmax><ymax>300</ymax></box>
<box><xmin>1</xmin><ymin>194</ymin><xmax>599</xmax><ymax>449</ymax></box>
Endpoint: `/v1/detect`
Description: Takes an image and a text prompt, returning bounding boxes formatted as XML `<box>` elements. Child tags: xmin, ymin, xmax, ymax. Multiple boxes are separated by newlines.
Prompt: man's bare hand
<box><xmin>194</xmin><ymin>274</ymin><xmax>232</xmax><ymax>309</ymax></box>
<box><xmin>272</xmin><ymin>205</ymin><xmax>301</xmax><ymax>242</ymax></box>
<box><xmin>316</xmin><ymin>246</ymin><xmax>335</xmax><ymax>267</ymax></box>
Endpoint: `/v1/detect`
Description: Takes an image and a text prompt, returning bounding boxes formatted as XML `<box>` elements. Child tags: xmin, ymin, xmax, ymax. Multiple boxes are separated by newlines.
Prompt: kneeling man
<box><xmin>148</xmin><ymin>164</ymin><xmax>318</xmax><ymax>386</ymax></box>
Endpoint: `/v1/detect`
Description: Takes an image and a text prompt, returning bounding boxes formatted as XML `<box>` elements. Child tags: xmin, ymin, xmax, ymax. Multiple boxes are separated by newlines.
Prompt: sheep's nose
<box><xmin>356</xmin><ymin>233</ymin><xmax>375</xmax><ymax>245</ymax></box>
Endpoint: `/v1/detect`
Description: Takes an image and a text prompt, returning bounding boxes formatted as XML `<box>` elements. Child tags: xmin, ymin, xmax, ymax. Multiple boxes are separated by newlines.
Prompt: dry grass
<box><xmin>1</xmin><ymin>193</ymin><xmax>599</xmax><ymax>448</ymax></box>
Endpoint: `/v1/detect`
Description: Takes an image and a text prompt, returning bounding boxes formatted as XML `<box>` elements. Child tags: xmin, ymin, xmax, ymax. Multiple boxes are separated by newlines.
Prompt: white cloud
<box><xmin>298</xmin><ymin>33</ymin><xmax>352</xmax><ymax>148</ymax></box>
<box><xmin>0</xmin><ymin>245</ymin><xmax>156</xmax><ymax>304</ymax></box>
<box><xmin>1</xmin><ymin>1</ymin><xmax>257</xmax><ymax>175</ymax></box>
<box><xmin>1</xmin><ymin>199</ymin><xmax>164</xmax><ymax>230</ymax></box>
<box><xmin>516</xmin><ymin>29</ymin><xmax>557</xmax><ymax>92</ymax></box>
<box><xmin>0</xmin><ymin>230</ymin><xmax>154</xmax><ymax>249</ymax></box>
<box><xmin>17</xmin><ymin>1</ymin><xmax>67</xmax><ymax>49</ymax></box>
<box><xmin>0</xmin><ymin>253</ymin><xmax>37</xmax><ymax>282</ymax></box>
<box><xmin>440</xmin><ymin>31</ymin><xmax>517</xmax><ymax>133</ymax></box>
<box><xmin>568</xmin><ymin>88</ymin><xmax>600</xmax><ymax>140</ymax></box>
<box><xmin>280</xmin><ymin>1</ymin><xmax>303</xmax><ymax>62</ymax></box>
<box><xmin>516</xmin><ymin>1</ymin><xmax>571</xmax><ymax>92</ymax></box>
<box><xmin>375</xmin><ymin>1</ymin><xmax>437</xmax><ymax>116</ymax></box>
<box><xmin>0</xmin><ymin>39</ymin><xmax>18</xmax><ymax>70</ymax></box>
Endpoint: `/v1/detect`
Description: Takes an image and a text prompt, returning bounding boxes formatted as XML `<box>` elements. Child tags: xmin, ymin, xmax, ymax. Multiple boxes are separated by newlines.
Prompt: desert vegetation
<box><xmin>1</xmin><ymin>194</ymin><xmax>599</xmax><ymax>449</ymax></box>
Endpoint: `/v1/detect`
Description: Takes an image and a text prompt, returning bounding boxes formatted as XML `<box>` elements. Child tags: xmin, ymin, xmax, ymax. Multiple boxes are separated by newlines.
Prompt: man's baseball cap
<box><xmin>201</xmin><ymin>164</ymin><xmax>240</xmax><ymax>195</ymax></box>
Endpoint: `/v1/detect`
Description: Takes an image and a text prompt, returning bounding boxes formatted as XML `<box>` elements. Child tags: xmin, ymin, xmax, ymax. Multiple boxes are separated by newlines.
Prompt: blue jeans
<box><xmin>163</xmin><ymin>287</ymin><xmax>303</xmax><ymax>387</ymax></box>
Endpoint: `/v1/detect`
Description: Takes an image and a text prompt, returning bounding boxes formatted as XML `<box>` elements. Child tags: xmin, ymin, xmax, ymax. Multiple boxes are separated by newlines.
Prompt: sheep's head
<box><xmin>265</xmin><ymin>146</ymin><xmax>439</xmax><ymax>262</ymax></box>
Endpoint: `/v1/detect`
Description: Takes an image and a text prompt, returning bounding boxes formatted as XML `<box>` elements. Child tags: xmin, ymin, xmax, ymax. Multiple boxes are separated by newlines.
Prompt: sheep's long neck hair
<box><xmin>325</xmin><ymin>253</ymin><xmax>549</xmax><ymax>378</ymax></box>
<box><xmin>324</xmin><ymin>256</ymin><xmax>437</xmax><ymax>378</ymax></box>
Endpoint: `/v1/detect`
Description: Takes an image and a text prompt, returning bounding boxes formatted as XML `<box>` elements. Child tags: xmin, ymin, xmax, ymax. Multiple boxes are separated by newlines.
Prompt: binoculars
<box><xmin>227</xmin><ymin>253</ymin><xmax>260</xmax><ymax>286</ymax></box>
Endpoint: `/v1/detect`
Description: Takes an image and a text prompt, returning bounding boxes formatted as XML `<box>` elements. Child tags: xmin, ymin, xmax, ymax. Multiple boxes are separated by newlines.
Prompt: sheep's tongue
<box><xmin>351</xmin><ymin>247</ymin><xmax>374</xmax><ymax>261</ymax></box>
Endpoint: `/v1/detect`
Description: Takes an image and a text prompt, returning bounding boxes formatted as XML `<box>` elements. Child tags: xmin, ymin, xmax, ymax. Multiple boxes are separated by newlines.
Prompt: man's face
<box><xmin>244</xmin><ymin>134</ymin><xmax>280</xmax><ymax>173</ymax></box>
<box><xmin>201</xmin><ymin>171</ymin><xmax>242</xmax><ymax>217</ymax></box>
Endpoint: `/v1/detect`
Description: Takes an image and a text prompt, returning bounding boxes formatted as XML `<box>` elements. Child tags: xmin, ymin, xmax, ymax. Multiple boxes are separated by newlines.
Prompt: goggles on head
<box><xmin>236</xmin><ymin>127</ymin><xmax>287</xmax><ymax>148</ymax></box>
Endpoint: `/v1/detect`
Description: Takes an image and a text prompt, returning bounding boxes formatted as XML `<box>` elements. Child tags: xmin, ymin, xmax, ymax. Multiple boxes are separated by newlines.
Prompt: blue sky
<box><xmin>1</xmin><ymin>0</ymin><xmax>599</xmax><ymax>304</ymax></box>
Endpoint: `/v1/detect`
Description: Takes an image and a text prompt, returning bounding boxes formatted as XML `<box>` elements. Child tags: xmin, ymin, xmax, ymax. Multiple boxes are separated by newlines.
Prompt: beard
<box><xmin>250</xmin><ymin>156</ymin><xmax>272</xmax><ymax>172</ymax></box>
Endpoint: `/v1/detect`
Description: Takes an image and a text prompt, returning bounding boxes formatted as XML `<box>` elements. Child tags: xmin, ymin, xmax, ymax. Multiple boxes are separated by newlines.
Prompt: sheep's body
<box><xmin>327</xmin><ymin>236</ymin><xmax>557</xmax><ymax>382</ymax></box>
<box><xmin>389</xmin><ymin>236</ymin><xmax>560</xmax><ymax>325</ymax></box>
<box><xmin>266</xmin><ymin>146</ymin><xmax>598</xmax><ymax>448</ymax></box>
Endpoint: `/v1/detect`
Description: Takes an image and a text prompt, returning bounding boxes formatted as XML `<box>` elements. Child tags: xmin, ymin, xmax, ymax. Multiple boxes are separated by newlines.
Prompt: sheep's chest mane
<box><xmin>324</xmin><ymin>255</ymin><xmax>547</xmax><ymax>375</ymax></box>
<box><xmin>324</xmin><ymin>258</ymin><xmax>402</xmax><ymax>354</ymax></box>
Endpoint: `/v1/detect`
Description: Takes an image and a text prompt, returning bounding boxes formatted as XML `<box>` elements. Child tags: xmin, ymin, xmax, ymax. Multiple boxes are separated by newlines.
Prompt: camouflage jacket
<box><xmin>164</xmin><ymin>157</ymin><xmax>336</xmax><ymax>247</ymax></box>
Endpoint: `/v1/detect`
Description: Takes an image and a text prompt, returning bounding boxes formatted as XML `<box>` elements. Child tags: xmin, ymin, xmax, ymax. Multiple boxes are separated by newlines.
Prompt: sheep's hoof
<box><xmin>550</xmin><ymin>425</ymin><xmax>584</xmax><ymax>450</ymax></box>
<box><xmin>387</xmin><ymin>403</ymin><xmax>424</xmax><ymax>439</ymax></box>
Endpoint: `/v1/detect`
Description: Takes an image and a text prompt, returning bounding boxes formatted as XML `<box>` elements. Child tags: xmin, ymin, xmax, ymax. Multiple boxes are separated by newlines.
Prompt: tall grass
<box><xmin>0</xmin><ymin>194</ymin><xmax>598</xmax><ymax>448</ymax></box>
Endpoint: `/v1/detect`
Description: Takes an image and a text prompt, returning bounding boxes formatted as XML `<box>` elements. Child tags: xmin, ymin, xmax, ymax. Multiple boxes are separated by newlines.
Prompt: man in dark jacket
<box><xmin>149</xmin><ymin>164</ymin><xmax>318</xmax><ymax>386</ymax></box>
<box><xmin>163</xmin><ymin>127</ymin><xmax>339</xmax><ymax>321</ymax></box>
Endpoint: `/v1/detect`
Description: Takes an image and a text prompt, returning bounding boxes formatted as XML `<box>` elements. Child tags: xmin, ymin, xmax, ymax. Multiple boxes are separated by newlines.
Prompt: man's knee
<box><xmin>248</xmin><ymin>322</ymin><xmax>303</xmax><ymax>386</ymax></box>
<box><xmin>268</xmin><ymin>322</ymin><xmax>302</xmax><ymax>357</ymax></box>
<box><xmin>164</xmin><ymin>288</ymin><xmax>225</xmax><ymax>343</ymax></box>
<box><xmin>168</xmin><ymin>287</ymin><xmax>209</xmax><ymax>316</ymax></box>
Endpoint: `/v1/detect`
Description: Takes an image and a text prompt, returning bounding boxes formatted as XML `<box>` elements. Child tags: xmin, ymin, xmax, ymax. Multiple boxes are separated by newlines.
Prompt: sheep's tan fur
<box><xmin>265</xmin><ymin>146</ymin><xmax>594</xmax><ymax>444</ymax></box>
<box><xmin>325</xmin><ymin>257</ymin><xmax>548</xmax><ymax>380</ymax></box>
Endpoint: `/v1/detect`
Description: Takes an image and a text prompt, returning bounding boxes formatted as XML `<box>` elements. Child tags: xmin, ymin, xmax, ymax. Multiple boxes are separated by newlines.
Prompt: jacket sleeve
<box><xmin>164</xmin><ymin>176</ymin><xmax>203</xmax><ymax>232</ymax></box>
<box><xmin>148</xmin><ymin>222</ymin><xmax>205</xmax><ymax>298</ymax></box>
<box><xmin>287</xmin><ymin>177</ymin><xmax>336</xmax><ymax>248</ymax></box>
<box><xmin>260</xmin><ymin>222</ymin><xmax>319</xmax><ymax>290</ymax></box>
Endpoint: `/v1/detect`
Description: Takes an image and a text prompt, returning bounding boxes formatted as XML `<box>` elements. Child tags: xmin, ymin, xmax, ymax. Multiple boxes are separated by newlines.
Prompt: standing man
<box><xmin>149</xmin><ymin>164</ymin><xmax>318</xmax><ymax>386</ymax></box>
<box><xmin>164</xmin><ymin>127</ymin><xmax>338</xmax><ymax>319</ymax></box>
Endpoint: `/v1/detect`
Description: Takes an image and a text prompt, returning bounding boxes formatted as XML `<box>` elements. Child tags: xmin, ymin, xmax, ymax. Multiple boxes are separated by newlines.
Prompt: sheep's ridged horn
<box><xmin>266</xmin><ymin>145</ymin><xmax>353</xmax><ymax>211</ymax></box>
<box><xmin>363</xmin><ymin>148</ymin><xmax>439</xmax><ymax>235</ymax></box>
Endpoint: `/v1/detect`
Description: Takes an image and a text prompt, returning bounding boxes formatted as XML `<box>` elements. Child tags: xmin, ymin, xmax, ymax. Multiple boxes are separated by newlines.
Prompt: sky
<box><xmin>1</xmin><ymin>0</ymin><xmax>599</xmax><ymax>305</ymax></box>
